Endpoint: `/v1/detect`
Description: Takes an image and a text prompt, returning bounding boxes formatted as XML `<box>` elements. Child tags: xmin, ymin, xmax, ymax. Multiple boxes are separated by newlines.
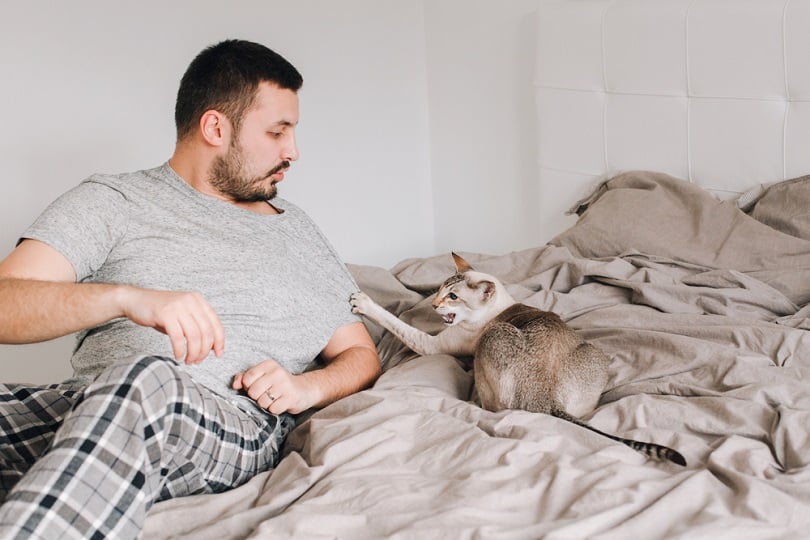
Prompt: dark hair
<box><xmin>174</xmin><ymin>39</ymin><xmax>303</xmax><ymax>140</ymax></box>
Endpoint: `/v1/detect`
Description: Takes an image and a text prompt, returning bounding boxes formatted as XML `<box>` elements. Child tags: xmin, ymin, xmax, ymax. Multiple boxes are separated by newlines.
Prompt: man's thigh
<box><xmin>0</xmin><ymin>382</ymin><xmax>84</xmax><ymax>500</ymax></box>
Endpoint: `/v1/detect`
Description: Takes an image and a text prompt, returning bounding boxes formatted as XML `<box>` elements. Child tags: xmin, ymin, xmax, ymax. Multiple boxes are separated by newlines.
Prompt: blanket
<box><xmin>144</xmin><ymin>171</ymin><xmax>810</xmax><ymax>539</ymax></box>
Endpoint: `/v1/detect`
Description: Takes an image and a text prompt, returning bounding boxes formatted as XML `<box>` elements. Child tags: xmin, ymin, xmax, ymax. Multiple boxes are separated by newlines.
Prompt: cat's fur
<box><xmin>351</xmin><ymin>252</ymin><xmax>686</xmax><ymax>466</ymax></box>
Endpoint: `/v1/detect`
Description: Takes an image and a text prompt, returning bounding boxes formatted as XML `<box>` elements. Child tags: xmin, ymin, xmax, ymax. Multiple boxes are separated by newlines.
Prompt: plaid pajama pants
<box><xmin>0</xmin><ymin>355</ymin><xmax>293</xmax><ymax>539</ymax></box>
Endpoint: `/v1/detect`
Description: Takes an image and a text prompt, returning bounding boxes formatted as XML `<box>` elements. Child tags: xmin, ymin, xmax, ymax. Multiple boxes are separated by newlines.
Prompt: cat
<box><xmin>350</xmin><ymin>252</ymin><xmax>686</xmax><ymax>466</ymax></box>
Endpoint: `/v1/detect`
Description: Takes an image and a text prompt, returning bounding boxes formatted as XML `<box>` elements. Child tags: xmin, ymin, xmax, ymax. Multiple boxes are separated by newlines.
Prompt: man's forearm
<box><xmin>0</xmin><ymin>278</ymin><xmax>128</xmax><ymax>344</ymax></box>
<box><xmin>302</xmin><ymin>345</ymin><xmax>381</xmax><ymax>409</ymax></box>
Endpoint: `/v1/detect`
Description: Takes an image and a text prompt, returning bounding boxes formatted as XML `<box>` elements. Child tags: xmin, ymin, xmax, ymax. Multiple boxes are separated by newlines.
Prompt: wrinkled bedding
<box><xmin>144</xmin><ymin>171</ymin><xmax>810</xmax><ymax>539</ymax></box>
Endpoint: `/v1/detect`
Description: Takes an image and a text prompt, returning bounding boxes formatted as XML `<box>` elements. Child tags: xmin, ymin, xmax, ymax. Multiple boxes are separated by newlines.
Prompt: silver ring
<box><xmin>265</xmin><ymin>389</ymin><xmax>276</xmax><ymax>401</ymax></box>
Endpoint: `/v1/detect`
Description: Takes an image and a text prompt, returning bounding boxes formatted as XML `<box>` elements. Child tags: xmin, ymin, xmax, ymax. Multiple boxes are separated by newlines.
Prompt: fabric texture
<box><xmin>22</xmin><ymin>162</ymin><xmax>360</xmax><ymax>410</ymax></box>
<box><xmin>555</xmin><ymin>170</ymin><xmax>810</xmax><ymax>306</ymax></box>
<box><xmin>0</xmin><ymin>356</ymin><xmax>292</xmax><ymax>539</ymax></box>
<box><xmin>140</xmin><ymin>171</ymin><xmax>810</xmax><ymax>539</ymax></box>
<box><xmin>2</xmin><ymin>162</ymin><xmax>360</xmax><ymax>538</ymax></box>
<box><xmin>0</xmin><ymin>382</ymin><xmax>84</xmax><ymax>503</ymax></box>
<box><xmin>740</xmin><ymin>174</ymin><xmax>810</xmax><ymax>240</ymax></box>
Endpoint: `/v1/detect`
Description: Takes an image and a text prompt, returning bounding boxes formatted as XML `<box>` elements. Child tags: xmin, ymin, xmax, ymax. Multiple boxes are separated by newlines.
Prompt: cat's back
<box><xmin>492</xmin><ymin>303</ymin><xmax>561</xmax><ymax>328</ymax></box>
<box><xmin>475</xmin><ymin>302</ymin><xmax>608</xmax><ymax>415</ymax></box>
<box><xmin>475</xmin><ymin>303</ymin><xmax>582</xmax><ymax>375</ymax></box>
<box><xmin>489</xmin><ymin>303</ymin><xmax>579</xmax><ymax>347</ymax></box>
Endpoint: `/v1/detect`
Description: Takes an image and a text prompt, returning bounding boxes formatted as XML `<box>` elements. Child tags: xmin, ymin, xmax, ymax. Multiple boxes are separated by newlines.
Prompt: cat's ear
<box><xmin>469</xmin><ymin>279</ymin><xmax>496</xmax><ymax>302</ymax></box>
<box><xmin>451</xmin><ymin>252</ymin><xmax>473</xmax><ymax>272</ymax></box>
<box><xmin>480</xmin><ymin>280</ymin><xmax>495</xmax><ymax>301</ymax></box>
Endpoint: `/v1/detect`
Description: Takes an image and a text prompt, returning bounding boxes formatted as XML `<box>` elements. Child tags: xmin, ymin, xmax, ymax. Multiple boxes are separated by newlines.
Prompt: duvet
<box><xmin>144</xmin><ymin>171</ymin><xmax>810</xmax><ymax>539</ymax></box>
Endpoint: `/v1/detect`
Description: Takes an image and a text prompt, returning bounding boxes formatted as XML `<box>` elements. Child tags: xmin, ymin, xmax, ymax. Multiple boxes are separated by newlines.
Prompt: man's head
<box><xmin>174</xmin><ymin>39</ymin><xmax>303</xmax><ymax>142</ymax></box>
<box><xmin>175</xmin><ymin>40</ymin><xmax>303</xmax><ymax>203</ymax></box>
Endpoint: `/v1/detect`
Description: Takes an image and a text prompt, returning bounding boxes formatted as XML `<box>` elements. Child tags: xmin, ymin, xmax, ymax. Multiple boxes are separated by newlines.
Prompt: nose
<box><xmin>284</xmin><ymin>130</ymin><xmax>300</xmax><ymax>162</ymax></box>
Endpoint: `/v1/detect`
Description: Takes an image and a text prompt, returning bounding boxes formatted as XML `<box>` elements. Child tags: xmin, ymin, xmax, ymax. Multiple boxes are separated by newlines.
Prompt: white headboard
<box><xmin>534</xmin><ymin>0</ymin><xmax>810</xmax><ymax>236</ymax></box>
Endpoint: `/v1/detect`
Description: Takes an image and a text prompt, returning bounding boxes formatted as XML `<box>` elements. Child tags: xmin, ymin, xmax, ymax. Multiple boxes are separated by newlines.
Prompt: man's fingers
<box><xmin>123</xmin><ymin>289</ymin><xmax>225</xmax><ymax>363</ymax></box>
<box><xmin>212</xmin><ymin>318</ymin><xmax>225</xmax><ymax>357</ymax></box>
<box><xmin>202</xmin><ymin>304</ymin><xmax>225</xmax><ymax>358</ymax></box>
<box><xmin>178</xmin><ymin>319</ymin><xmax>201</xmax><ymax>364</ymax></box>
<box><xmin>259</xmin><ymin>385</ymin><xmax>278</xmax><ymax>407</ymax></box>
<box><xmin>242</xmin><ymin>359</ymin><xmax>281</xmax><ymax>384</ymax></box>
<box><xmin>189</xmin><ymin>298</ymin><xmax>225</xmax><ymax>360</ymax></box>
<box><xmin>173</xmin><ymin>296</ymin><xmax>224</xmax><ymax>364</ymax></box>
<box><xmin>253</xmin><ymin>380</ymin><xmax>288</xmax><ymax>414</ymax></box>
<box><xmin>231</xmin><ymin>359</ymin><xmax>308</xmax><ymax>414</ymax></box>
<box><xmin>164</xmin><ymin>321</ymin><xmax>187</xmax><ymax>361</ymax></box>
<box><xmin>244</xmin><ymin>373</ymin><xmax>273</xmax><ymax>401</ymax></box>
<box><xmin>266</xmin><ymin>394</ymin><xmax>288</xmax><ymax>415</ymax></box>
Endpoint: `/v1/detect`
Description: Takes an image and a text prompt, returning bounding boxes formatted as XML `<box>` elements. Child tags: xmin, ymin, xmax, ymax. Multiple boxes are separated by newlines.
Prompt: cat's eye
<box><xmin>448</xmin><ymin>293</ymin><xmax>458</xmax><ymax>300</ymax></box>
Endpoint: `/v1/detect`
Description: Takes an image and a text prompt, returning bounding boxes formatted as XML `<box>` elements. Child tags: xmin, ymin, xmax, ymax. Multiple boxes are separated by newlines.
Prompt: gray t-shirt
<box><xmin>22</xmin><ymin>162</ymin><xmax>362</xmax><ymax>413</ymax></box>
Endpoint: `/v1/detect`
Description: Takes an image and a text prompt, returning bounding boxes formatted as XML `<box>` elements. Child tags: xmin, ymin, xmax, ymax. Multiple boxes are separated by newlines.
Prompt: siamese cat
<box><xmin>350</xmin><ymin>253</ymin><xmax>686</xmax><ymax>466</ymax></box>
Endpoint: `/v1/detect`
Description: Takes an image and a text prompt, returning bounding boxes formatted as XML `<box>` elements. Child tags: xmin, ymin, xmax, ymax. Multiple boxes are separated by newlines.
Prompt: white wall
<box><xmin>425</xmin><ymin>0</ymin><xmax>547</xmax><ymax>256</ymax></box>
<box><xmin>1</xmin><ymin>1</ymin><xmax>542</xmax><ymax>383</ymax></box>
<box><xmin>1</xmin><ymin>0</ymin><xmax>435</xmax><ymax>269</ymax></box>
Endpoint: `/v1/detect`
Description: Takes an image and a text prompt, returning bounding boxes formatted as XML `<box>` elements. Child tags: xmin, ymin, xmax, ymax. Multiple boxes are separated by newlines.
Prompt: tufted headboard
<box><xmin>534</xmin><ymin>0</ymin><xmax>810</xmax><ymax>237</ymax></box>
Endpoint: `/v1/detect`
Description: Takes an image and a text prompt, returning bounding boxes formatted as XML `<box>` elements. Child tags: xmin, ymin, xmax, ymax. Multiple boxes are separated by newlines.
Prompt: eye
<box><xmin>448</xmin><ymin>293</ymin><xmax>458</xmax><ymax>300</ymax></box>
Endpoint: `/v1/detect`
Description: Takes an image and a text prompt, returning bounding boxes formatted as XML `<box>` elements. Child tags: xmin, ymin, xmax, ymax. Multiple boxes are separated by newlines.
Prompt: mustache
<box><xmin>266</xmin><ymin>160</ymin><xmax>290</xmax><ymax>177</ymax></box>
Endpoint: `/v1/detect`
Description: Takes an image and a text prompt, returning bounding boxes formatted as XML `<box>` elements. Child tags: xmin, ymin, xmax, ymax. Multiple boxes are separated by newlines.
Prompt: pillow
<box><xmin>550</xmin><ymin>170</ymin><xmax>810</xmax><ymax>306</ymax></box>
<box><xmin>740</xmin><ymin>175</ymin><xmax>810</xmax><ymax>240</ymax></box>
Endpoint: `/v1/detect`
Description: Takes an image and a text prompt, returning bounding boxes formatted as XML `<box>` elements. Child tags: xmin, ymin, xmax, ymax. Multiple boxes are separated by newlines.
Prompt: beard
<box><xmin>209</xmin><ymin>143</ymin><xmax>289</xmax><ymax>203</ymax></box>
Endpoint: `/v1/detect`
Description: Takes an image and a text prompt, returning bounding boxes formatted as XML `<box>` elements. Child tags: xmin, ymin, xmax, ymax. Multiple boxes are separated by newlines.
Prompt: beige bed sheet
<box><xmin>144</xmin><ymin>171</ymin><xmax>810</xmax><ymax>539</ymax></box>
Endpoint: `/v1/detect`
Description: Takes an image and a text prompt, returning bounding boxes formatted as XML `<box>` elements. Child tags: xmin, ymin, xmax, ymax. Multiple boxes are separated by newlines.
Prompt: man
<box><xmin>0</xmin><ymin>39</ymin><xmax>380</xmax><ymax>538</ymax></box>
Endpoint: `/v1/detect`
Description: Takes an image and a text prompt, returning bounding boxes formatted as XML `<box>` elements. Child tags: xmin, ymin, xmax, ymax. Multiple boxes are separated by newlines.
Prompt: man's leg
<box><xmin>0</xmin><ymin>356</ymin><xmax>291</xmax><ymax>540</ymax></box>
<box><xmin>0</xmin><ymin>383</ymin><xmax>84</xmax><ymax>502</ymax></box>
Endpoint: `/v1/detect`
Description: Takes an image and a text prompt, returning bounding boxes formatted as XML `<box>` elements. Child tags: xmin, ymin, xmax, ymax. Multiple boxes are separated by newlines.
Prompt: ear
<box><xmin>468</xmin><ymin>279</ymin><xmax>496</xmax><ymax>302</ymax></box>
<box><xmin>200</xmin><ymin>110</ymin><xmax>230</xmax><ymax>147</ymax></box>
<box><xmin>451</xmin><ymin>252</ymin><xmax>473</xmax><ymax>273</ymax></box>
<box><xmin>480</xmin><ymin>280</ymin><xmax>495</xmax><ymax>301</ymax></box>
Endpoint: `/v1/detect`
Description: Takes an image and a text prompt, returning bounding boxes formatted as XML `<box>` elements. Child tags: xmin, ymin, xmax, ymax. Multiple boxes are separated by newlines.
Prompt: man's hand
<box><xmin>233</xmin><ymin>322</ymin><xmax>380</xmax><ymax>415</ymax></box>
<box><xmin>119</xmin><ymin>287</ymin><xmax>225</xmax><ymax>364</ymax></box>
<box><xmin>232</xmin><ymin>359</ymin><xmax>316</xmax><ymax>415</ymax></box>
<box><xmin>0</xmin><ymin>239</ymin><xmax>224</xmax><ymax>363</ymax></box>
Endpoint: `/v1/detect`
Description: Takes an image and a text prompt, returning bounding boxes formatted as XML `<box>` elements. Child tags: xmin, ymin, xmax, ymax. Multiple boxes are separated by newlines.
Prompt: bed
<box><xmin>143</xmin><ymin>1</ymin><xmax>810</xmax><ymax>538</ymax></box>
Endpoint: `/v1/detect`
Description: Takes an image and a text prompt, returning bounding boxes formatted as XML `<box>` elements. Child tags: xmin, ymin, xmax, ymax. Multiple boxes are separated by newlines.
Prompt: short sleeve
<box><xmin>21</xmin><ymin>178</ymin><xmax>130</xmax><ymax>281</ymax></box>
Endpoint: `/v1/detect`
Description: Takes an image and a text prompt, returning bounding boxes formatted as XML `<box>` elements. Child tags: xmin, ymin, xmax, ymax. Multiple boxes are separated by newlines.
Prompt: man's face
<box><xmin>209</xmin><ymin>82</ymin><xmax>300</xmax><ymax>202</ymax></box>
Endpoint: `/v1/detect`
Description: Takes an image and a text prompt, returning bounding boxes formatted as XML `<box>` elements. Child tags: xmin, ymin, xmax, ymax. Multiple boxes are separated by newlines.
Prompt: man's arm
<box><xmin>303</xmin><ymin>321</ymin><xmax>381</xmax><ymax>406</ymax></box>
<box><xmin>0</xmin><ymin>239</ymin><xmax>225</xmax><ymax>363</ymax></box>
<box><xmin>233</xmin><ymin>321</ymin><xmax>381</xmax><ymax>414</ymax></box>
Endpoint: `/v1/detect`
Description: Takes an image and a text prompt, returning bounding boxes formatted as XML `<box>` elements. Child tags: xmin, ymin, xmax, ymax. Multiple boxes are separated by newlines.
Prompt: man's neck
<box><xmin>168</xmin><ymin>149</ymin><xmax>280</xmax><ymax>215</ymax></box>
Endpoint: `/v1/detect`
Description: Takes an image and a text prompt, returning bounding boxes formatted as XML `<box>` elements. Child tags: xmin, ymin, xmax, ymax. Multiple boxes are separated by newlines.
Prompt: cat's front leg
<box><xmin>349</xmin><ymin>291</ymin><xmax>385</xmax><ymax>320</ymax></box>
<box><xmin>350</xmin><ymin>291</ymin><xmax>447</xmax><ymax>356</ymax></box>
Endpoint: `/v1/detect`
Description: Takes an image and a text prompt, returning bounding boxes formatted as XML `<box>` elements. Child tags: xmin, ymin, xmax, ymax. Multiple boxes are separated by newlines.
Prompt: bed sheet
<box><xmin>144</xmin><ymin>171</ymin><xmax>810</xmax><ymax>539</ymax></box>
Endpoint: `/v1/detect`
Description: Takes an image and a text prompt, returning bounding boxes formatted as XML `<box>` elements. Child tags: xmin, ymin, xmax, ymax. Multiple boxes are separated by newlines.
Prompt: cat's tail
<box><xmin>551</xmin><ymin>406</ymin><xmax>687</xmax><ymax>466</ymax></box>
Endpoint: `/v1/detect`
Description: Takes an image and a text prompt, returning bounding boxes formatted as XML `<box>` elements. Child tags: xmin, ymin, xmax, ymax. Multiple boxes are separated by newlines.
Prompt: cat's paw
<box><xmin>350</xmin><ymin>291</ymin><xmax>374</xmax><ymax>315</ymax></box>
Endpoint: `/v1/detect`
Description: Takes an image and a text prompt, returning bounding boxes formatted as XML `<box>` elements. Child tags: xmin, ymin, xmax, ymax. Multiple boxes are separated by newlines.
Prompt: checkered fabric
<box><xmin>0</xmin><ymin>356</ymin><xmax>292</xmax><ymax>539</ymax></box>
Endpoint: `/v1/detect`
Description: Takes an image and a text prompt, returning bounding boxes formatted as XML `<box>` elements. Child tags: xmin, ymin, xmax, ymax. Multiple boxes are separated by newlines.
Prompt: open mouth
<box><xmin>442</xmin><ymin>313</ymin><xmax>456</xmax><ymax>324</ymax></box>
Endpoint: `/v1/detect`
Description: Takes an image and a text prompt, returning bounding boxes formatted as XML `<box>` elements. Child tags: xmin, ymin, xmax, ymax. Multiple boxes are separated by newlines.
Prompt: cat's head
<box><xmin>431</xmin><ymin>253</ymin><xmax>501</xmax><ymax>326</ymax></box>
